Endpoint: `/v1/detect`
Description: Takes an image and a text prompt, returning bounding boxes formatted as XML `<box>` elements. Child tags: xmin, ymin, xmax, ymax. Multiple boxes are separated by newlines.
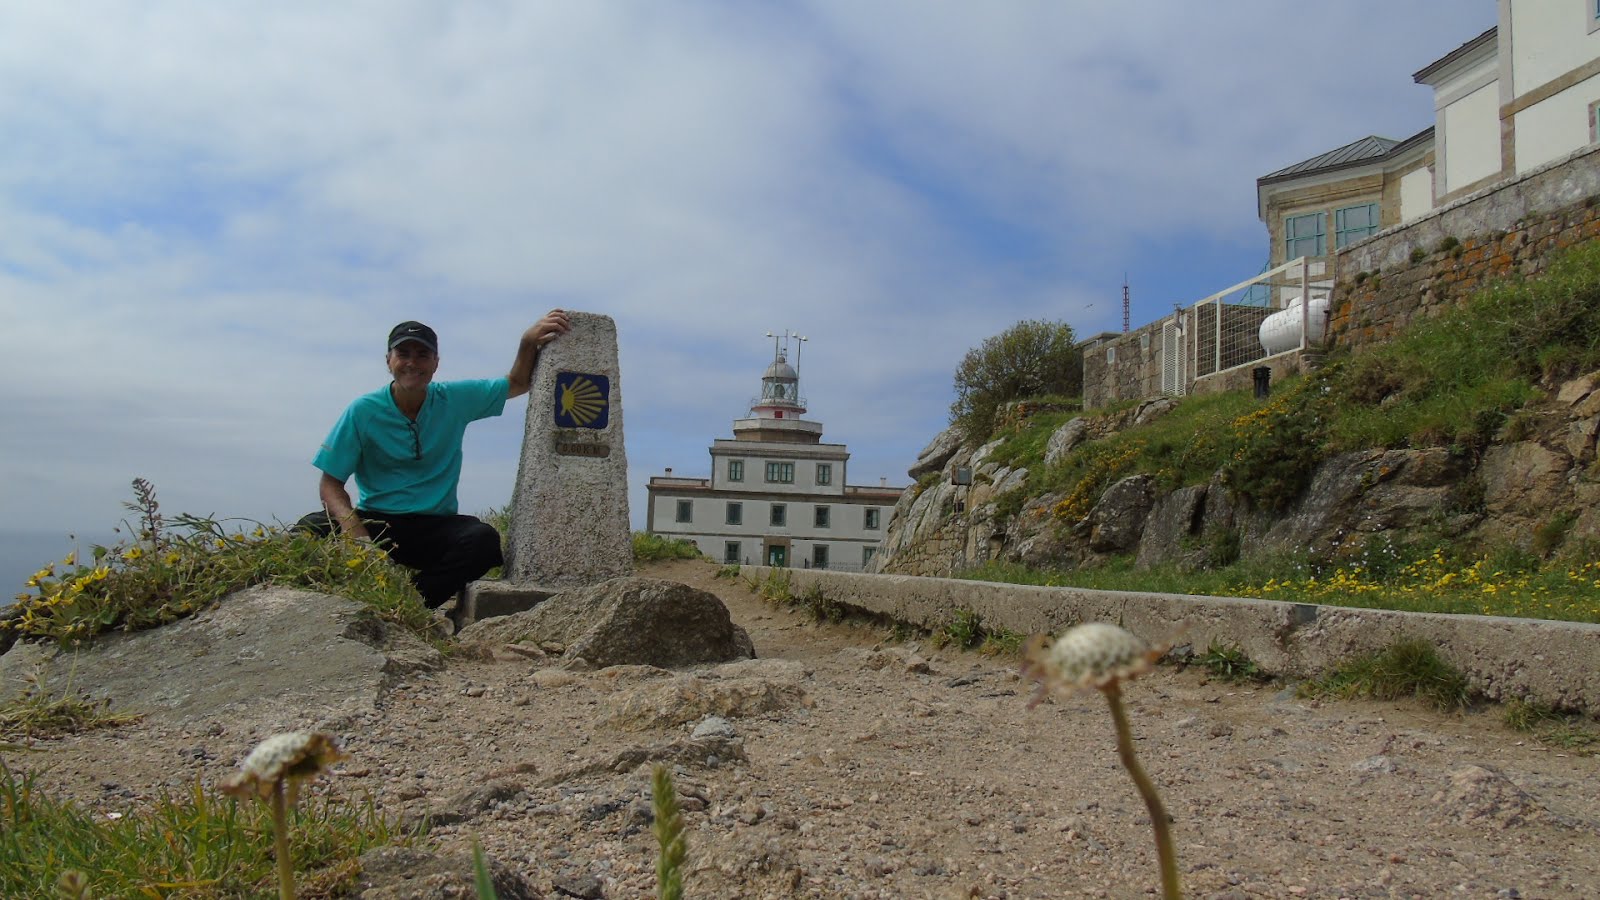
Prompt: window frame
<box><xmin>1334</xmin><ymin>203</ymin><xmax>1380</xmax><ymax>249</ymax></box>
<box><xmin>724</xmin><ymin>541</ymin><xmax>741</xmax><ymax>564</ymax></box>
<box><xmin>725</xmin><ymin>501</ymin><xmax>742</xmax><ymax>526</ymax></box>
<box><xmin>864</xmin><ymin>508</ymin><xmax>880</xmax><ymax>530</ymax></box>
<box><xmin>765</xmin><ymin>461</ymin><xmax>795</xmax><ymax>484</ymax></box>
<box><xmin>862</xmin><ymin>546</ymin><xmax>876</xmax><ymax>566</ymax></box>
<box><xmin>1284</xmin><ymin>211</ymin><xmax>1327</xmax><ymax>260</ymax></box>
<box><xmin>815</xmin><ymin>463</ymin><xmax>832</xmax><ymax>486</ymax></box>
<box><xmin>811</xmin><ymin>543</ymin><xmax>829</xmax><ymax>569</ymax></box>
<box><xmin>727</xmin><ymin>459</ymin><xmax>744</xmax><ymax>482</ymax></box>
<box><xmin>814</xmin><ymin>505</ymin><xmax>831</xmax><ymax>528</ymax></box>
<box><xmin>674</xmin><ymin>500</ymin><xmax>692</xmax><ymax>523</ymax></box>
<box><xmin>770</xmin><ymin>503</ymin><xmax>787</xmax><ymax>526</ymax></box>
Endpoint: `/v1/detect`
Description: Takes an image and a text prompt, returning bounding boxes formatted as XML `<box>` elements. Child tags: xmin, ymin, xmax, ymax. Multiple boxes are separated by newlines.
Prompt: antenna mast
<box><xmin>1122</xmin><ymin>275</ymin><xmax>1130</xmax><ymax>333</ymax></box>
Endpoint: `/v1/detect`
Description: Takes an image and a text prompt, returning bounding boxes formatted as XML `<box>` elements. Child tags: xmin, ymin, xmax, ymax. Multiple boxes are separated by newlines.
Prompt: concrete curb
<box><xmin>748</xmin><ymin>566</ymin><xmax>1600</xmax><ymax>715</ymax></box>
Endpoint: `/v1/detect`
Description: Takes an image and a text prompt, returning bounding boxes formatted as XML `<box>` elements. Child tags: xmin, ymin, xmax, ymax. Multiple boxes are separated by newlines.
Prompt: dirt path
<box><xmin>19</xmin><ymin>559</ymin><xmax>1600</xmax><ymax>898</ymax></box>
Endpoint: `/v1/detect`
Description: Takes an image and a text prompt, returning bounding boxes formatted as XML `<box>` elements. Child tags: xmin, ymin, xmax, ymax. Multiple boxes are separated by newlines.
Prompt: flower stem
<box><xmin>271</xmin><ymin>779</ymin><xmax>295</xmax><ymax>900</ymax></box>
<box><xmin>1104</xmin><ymin>683</ymin><xmax>1181</xmax><ymax>900</ymax></box>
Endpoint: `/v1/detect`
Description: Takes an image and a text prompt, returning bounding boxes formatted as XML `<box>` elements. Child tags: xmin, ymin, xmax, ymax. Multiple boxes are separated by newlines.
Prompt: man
<box><xmin>301</xmin><ymin>310</ymin><xmax>571</xmax><ymax>610</ymax></box>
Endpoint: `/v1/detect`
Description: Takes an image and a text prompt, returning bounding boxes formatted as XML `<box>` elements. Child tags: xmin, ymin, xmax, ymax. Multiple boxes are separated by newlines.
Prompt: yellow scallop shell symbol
<box><xmin>560</xmin><ymin>376</ymin><xmax>606</xmax><ymax>427</ymax></box>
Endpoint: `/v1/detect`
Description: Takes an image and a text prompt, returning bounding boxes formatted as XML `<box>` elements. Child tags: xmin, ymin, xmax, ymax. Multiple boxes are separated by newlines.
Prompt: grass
<box><xmin>1502</xmin><ymin>699</ymin><xmax>1599</xmax><ymax>754</ymax></box>
<box><xmin>0</xmin><ymin>760</ymin><xmax>412</xmax><ymax>899</ymax></box>
<box><xmin>958</xmin><ymin>545</ymin><xmax>1600</xmax><ymax>625</ymax></box>
<box><xmin>1197</xmin><ymin>641</ymin><xmax>1265</xmax><ymax>683</ymax></box>
<box><xmin>1300</xmin><ymin>638</ymin><xmax>1473</xmax><ymax>711</ymax></box>
<box><xmin>0</xmin><ymin>670</ymin><xmax>141</xmax><ymax>741</ymax></box>
<box><xmin>6</xmin><ymin>479</ymin><xmax>435</xmax><ymax>649</ymax></box>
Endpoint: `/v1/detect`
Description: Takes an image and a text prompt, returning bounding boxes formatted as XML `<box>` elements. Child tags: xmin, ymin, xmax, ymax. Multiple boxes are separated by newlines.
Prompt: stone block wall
<box><xmin>1333</xmin><ymin>143</ymin><xmax>1600</xmax><ymax>353</ymax></box>
<box><xmin>1081</xmin><ymin>319</ymin><xmax>1166</xmax><ymax>410</ymax></box>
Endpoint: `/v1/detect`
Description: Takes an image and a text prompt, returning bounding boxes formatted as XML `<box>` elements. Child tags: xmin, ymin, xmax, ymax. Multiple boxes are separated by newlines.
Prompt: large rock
<box><xmin>1477</xmin><ymin>442</ymin><xmax>1571</xmax><ymax>545</ymax></box>
<box><xmin>0</xmin><ymin>586</ymin><xmax>443</xmax><ymax>727</ymax></box>
<box><xmin>1260</xmin><ymin>449</ymin><xmax>1469</xmax><ymax>557</ymax></box>
<box><xmin>1136</xmin><ymin>484</ymin><xmax>1208</xmax><ymax>569</ymax></box>
<box><xmin>1043</xmin><ymin>417</ymin><xmax>1091</xmax><ymax>466</ymax></box>
<box><xmin>1082</xmin><ymin>474</ymin><xmax>1157</xmax><ymax>553</ymax></box>
<box><xmin>907</xmin><ymin>426</ymin><xmax>963</xmax><ymax>480</ymax></box>
<box><xmin>458</xmin><ymin>577</ymin><xmax>755</xmax><ymax>668</ymax></box>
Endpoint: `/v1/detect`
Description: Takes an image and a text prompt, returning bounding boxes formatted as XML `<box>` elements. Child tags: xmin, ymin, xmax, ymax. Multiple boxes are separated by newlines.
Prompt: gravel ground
<box><xmin>18</xmin><ymin>559</ymin><xmax>1600</xmax><ymax>899</ymax></box>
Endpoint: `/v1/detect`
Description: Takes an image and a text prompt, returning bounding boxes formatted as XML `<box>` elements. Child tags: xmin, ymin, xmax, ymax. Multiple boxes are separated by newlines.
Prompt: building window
<box><xmin>815</xmin><ymin>505</ymin><xmax>831</xmax><ymax>528</ymax></box>
<box><xmin>770</xmin><ymin>504</ymin><xmax>786</xmax><ymax>526</ymax></box>
<box><xmin>811</xmin><ymin>544</ymin><xmax>829</xmax><ymax>569</ymax></box>
<box><xmin>675</xmin><ymin>500</ymin><xmax>692</xmax><ymax>523</ymax></box>
<box><xmin>1285</xmin><ymin>212</ymin><xmax>1326</xmax><ymax>259</ymax></box>
<box><xmin>765</xmin><ymin>461</ymin><xmax>795</xmax><ymax>483</ymax></box>
<box><xmin>816</xmin><ymin>463</ymin><xmax>832</xmax><ymax>485</ymax></box>
<box><xmin>1334</xmin><ymin>203</ymin><xmax>1379</xmax><ymax>249</ymax></box>
<box><xmin>864</xmin><ymin>508</ymin><xmax>880</xmax><ymax>530</ymax></box>
<box><xmin>1591</xmin><ymin>0</ymin><xmax>1600</xmax><ymax>34</ymax></box>
<box><xmin>726</xmin><ymin>502</ymin><xmax>742</xmax><ymax>525</ymax></box>
<box><xmin>724</xmin><ymin>541</ymin><xmax>741</xmax><ymax>565</ymax></box>
<box><xmin>862</xmin><ymin>546</ymin><xmax>876</xmax><ymax>566</ymax></box>
<box><xmin>728</xmin><ymin>459</ymin><xmax>743</xmax><ymax>482</ymax></box>
<box><xmin>1106</xmin><ymin>346</ymin><xmax>1116</xmax><ymax>364</ymax></box>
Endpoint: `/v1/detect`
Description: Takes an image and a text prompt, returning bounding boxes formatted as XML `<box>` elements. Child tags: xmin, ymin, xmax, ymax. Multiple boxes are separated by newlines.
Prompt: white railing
<box><xmin>1178</xmin><ymin>256</ymin><xmax>1330</xmax><ymax>391</ymax></box>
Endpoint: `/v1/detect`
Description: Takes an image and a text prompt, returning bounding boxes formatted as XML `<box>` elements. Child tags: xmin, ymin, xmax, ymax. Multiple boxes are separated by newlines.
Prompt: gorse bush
<box><xmin>950</xmin><ymin>319</ymin><xmax>1081</xmax><ymax>443</ymax></box>
<box><xmin>5</xmin><ymin>479</ymin><xmax>434</xmax><ymax>648</ymax></box>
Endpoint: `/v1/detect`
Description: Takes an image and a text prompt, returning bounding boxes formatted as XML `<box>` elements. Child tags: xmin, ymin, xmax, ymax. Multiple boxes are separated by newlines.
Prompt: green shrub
<box><xmin>1198</xmin><ymin>641</ymin><xmax>1264</xmax><ymax>683</ymax></box>
<box><xmin>631</xmin><ymin>532</ymin><xmax>704</xmax><ymax>562</ymax></box>
<box><xmin>950</xmin><ymin>320</ymin><xmax>1081</xmax><ymax>443</ymax></box>
<box><xmin>1222</xmin><ymin>369</ymin><xmax>1334</xmax><ymax>511</ymax></box>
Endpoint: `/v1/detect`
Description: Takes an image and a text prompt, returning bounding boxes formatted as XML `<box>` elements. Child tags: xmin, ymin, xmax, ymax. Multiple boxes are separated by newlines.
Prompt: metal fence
<box><xmin>1182</xmin><ymin>256</ymin><xmax>1331</xmax><ymax>390</ymax></box>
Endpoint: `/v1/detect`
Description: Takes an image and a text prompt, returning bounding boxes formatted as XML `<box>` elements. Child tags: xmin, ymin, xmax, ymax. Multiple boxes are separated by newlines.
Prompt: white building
<box><xmin>645</xmin><ymin>339</ymin><xmax>904</xmax><ymax>570</ymax></box>
<box><xmin>1258</xmin><ymin>1</ymin><xmax>1600</xmax><ymax>251</ymax></box>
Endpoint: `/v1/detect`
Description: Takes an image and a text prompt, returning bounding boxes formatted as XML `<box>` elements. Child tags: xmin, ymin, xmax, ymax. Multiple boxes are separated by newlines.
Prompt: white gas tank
<box><xmin>1259</xmin><ymin>294</ymin><xmax>1329</xmax><ymax>355</ymax></box>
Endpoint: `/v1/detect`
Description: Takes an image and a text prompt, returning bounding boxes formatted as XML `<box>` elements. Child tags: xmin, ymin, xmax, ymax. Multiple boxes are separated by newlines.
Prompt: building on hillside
<box><xmin>1084</xmin><ymin>0</ymin><xmax>1599</xmax><ymax>411</ymax></box>
<box><xmin>1260</xmin><ymin>1</ymin><xmax>1600</xmax><ymax>254</ymax></box>
<box><xmin>645</xmin><ymin>337</ymin><xmax>905</xmax><ymax>570</ymax></box>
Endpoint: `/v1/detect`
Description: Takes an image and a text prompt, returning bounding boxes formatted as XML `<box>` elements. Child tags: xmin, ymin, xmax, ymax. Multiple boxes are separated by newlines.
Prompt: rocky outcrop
<box><xmin>878</xmin><ymin>371</ymin><xmax>1600</xmax><ymax>576</ymax></box>
<box><xmin>0</xmin><ymin>586</ymin><xmax>443</xmax><ymax>728</ymax></box>
<box><xmin>457</xmin><ymin>577</ymin><xmax>756</xmax><ymax>668</ymax></box>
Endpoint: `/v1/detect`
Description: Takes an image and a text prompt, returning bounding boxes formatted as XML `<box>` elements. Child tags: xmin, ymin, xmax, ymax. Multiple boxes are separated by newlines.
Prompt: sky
<box><xmin>1</xmin><ymin>1</ymin><xmax>1495</xmax><ymax>590</ymax></box>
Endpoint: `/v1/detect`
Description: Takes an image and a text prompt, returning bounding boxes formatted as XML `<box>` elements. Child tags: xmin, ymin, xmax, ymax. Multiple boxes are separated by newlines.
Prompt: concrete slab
<box><xmin>749</xmin><ymin>566</ymin><xmax>1600</xmax><ymax>715</ymax></box>
<box><xmin>460</xmin><ymin>580</ymin><xmax>557</xmax><ymax>625</ymax></box>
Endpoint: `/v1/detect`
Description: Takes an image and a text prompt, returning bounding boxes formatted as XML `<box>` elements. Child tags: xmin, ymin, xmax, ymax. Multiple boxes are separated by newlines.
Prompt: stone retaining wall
<box><xmin>1333</xmin><ymin>143</ymin><xmax>1600</xmax><ymax>354</ymax></box>
<box><xmin>749</xmin><ymin>566</ymin><xmax>1600</xmax><ymax>715</ymax></box>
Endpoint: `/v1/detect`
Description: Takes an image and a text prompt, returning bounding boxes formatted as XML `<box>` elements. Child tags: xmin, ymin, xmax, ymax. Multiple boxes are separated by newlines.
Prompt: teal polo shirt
<box><xmin>314</xmin><ymin>378</ymin><xmax>510</xmax><ymax>516</ymax></box>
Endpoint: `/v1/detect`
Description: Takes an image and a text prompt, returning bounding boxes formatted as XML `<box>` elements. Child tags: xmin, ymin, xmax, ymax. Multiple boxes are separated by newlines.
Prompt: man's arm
<box><xmin>319</xmin><ymin>472</ymin><xmax>371</xmax><ymax>540</ymax></box>
<box><xmin>507</xmin><ymin>308</ymin><xmax>572</xmax><ymax>399</ymax></box>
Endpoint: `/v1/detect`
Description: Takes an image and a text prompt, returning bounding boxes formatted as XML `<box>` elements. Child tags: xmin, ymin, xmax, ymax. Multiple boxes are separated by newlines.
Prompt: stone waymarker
<box><xmin>503</xmin><ymin>310</ymin><xmax>633</xmax><ymax>589</ymax></box>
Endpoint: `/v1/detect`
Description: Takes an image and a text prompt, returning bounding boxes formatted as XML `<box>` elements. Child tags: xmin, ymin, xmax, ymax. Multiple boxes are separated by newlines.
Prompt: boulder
<box><xmin>599</xmin><ymin>660</ymin><xmax>810</xmax><ymax>730</ymax></box>
<box><xmin>1043</xmin><ymin>417</ymin><xmax>1091</xmax><ymax>466</ymax></box>
<box><xmin>1261</xmin><ymin>449</ymin><xmax>1469</xmax><ymax>558</ymax></box>
<box><xmin>458</xmin><ymin>577</ymin><xmax>756</xmax><ymax>669</ymax></box>
<box><xmin>1083</xmin><ymin>474</ymin><xmax>1158</xmax><ymax>553</ymax></box>
<box><xmin>1136</xmin><ymin>484</ymin><xmax>1208</xmax><ymax>569</ymax></box>
<box><xmin>907</xmin><ymin>426</ymin><xmax>963</xmax><ymax>479</ymax></box>
<box><xmin>1478</xmin><ymin>442</ymin><xmax>1571</xmax><ymax>544</ymax></box>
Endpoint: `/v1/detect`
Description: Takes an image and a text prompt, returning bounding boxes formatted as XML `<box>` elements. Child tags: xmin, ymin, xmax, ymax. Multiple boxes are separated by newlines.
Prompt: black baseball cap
<box><xmin>387</xmin><ymin>321</ymin><xmax>438</xmax><ymax>354</ymax></box>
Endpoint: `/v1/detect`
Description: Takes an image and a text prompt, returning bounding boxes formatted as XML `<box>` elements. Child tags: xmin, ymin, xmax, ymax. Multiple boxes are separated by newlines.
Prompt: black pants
<box><xmin>295</xmin><ymin>510</ymin><xmax>503</xmax><ymax>608</ymax></box>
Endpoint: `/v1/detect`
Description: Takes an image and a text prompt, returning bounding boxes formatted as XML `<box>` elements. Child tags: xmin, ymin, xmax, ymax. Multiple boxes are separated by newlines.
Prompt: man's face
<box><xmin>387</xmin><ymin>341</ymin><xmax>438</xmax><ymax>390</ymax></box>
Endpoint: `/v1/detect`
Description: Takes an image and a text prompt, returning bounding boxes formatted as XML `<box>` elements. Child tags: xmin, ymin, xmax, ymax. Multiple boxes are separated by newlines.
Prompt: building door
<box><xmin>765</xmin><ymin>544</ymin><xmax>788</xmax><ymax>567</ymax></box>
